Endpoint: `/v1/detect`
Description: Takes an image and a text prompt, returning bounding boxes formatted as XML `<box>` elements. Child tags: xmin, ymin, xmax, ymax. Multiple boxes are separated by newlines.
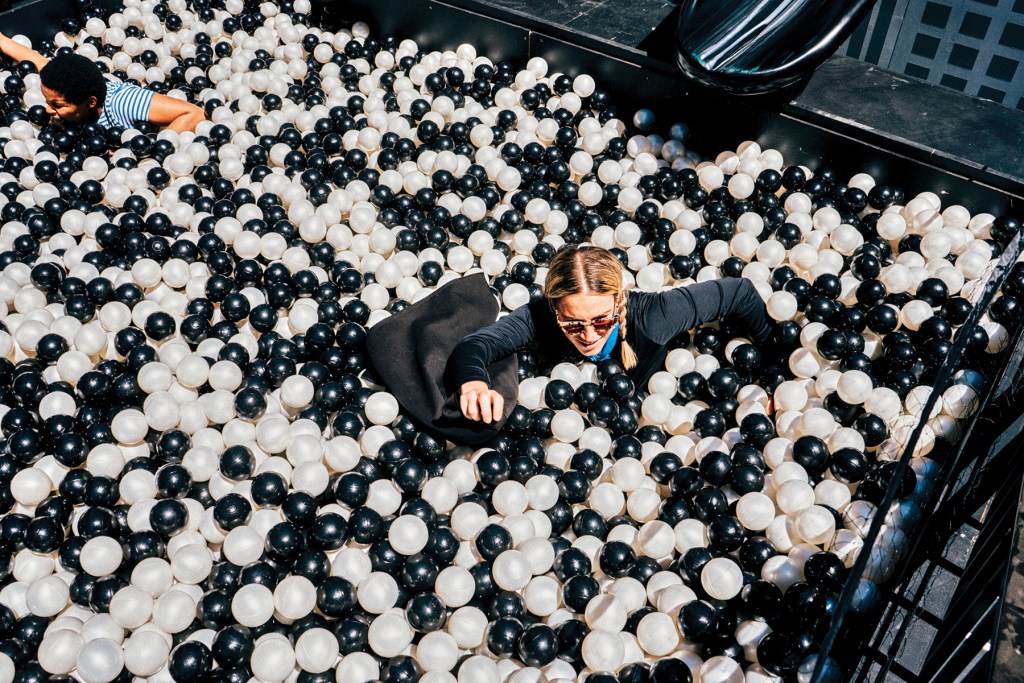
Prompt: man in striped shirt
<box><xmin>0</xmin><ymin>33</ymin><xmax>205</xmax><ymax>133</ymax></box>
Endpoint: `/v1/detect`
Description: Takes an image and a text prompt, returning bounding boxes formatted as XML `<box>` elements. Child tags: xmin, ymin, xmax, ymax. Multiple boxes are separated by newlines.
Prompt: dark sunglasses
<box><xmin>555</xmin><ymin>306</ymin><xmax>619</xmax><ymax>338</ymax></box>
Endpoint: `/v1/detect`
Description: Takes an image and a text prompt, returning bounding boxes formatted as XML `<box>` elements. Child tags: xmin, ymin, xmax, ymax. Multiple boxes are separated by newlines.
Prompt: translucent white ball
<box><xmin>493</xmin><ymin>550</ymin><xmax>532</xmax><ymax>591</ymax></box>
<box><xmin>502</xmin><ymin>283</ymin><xmax>530</xmax><ymax>309</ymax></box>
<box><xmin>942</xmin><ymin>384</ymin><xmax>978</xmax><ymax>418</ymax></box>
<box><xmin>774</xmin><ymin>381</ymin><xmax>809</xmax><ymax>412</ymax></box>
<box><xmin>75</xmin><ymin>638</ymin><xmax>125</xmax><ymax>683</ymax></box>
<box><xmin>436</xmin><ymin>566</ymin><xmax>476</xmax><ymax>608</ymax></box>
<box><xmin>295</xmin><ymin>628</ymin><xmax>338</xmax><ymax>673</ymax></box>
<box><xmin>389</xmin><ymin>515</ymin><xmax>429</xmax><ymax>556</ymax></box>
<box><xmin>273</xmin><ymin>575</ymin><xmax>317</xmax><ymax>621</ymax></box>
<box><xmin>250</xmin><ymin>637</ymin><xmax>296</xmax><ymax>683</ymax></box>
<box><xmin>232</xmin><ymin>584</ymin><xmax>275</xmax><ymax>627</ymax></box>
<box><xmin>550</xmin><ymin>409</ymin><xmax>585</xmax><ymax>443</ymax></box>
<box><xmin>448</xmin><ymin>606</ymin><xmax>488</xmax><ymax>649</ymax></box>
<box><xmin>635</xmin><ymin>612</ymin><xmax>679</xmax><ymax>656</ymax></box>
<box><xmin>701</xmin><ymin>557</ymin><xmax>744</xmax><ymax>600</ymax></box>
<box><xmin>364</xmin><ymin>392</ymin><xmax>400</xmax><ymax>425</ymax></box>
<box><xmin>795</xmin><ymin>505</ymin><xmax>837</xmax><ymax>545</ymax></box>
<box><xmin>25</xmin><ymin>575</ymin><xmax>69</xmax><ymax>618</ymax></box>
<box><xmin>776</xmin><ymin>480</ymin><xmax>815</xmax><ymax>515</ymax></box>
<box><xmin>581</xmin><ymin>630</ymin><xmax>625</xmax><ymax>671</ymax></box>
<box><xmin>368</xmin><ymin>612</ymin><xmax>414</xmax><ymax>658</ymax></box>
<box><xmin>836</xmin><ymin>370</ymin><xmax>873</xmax><ymax>405</ymax></box>
<box><xmin>416</xmin><ymin>631</ymin><xmax>460</xmax><ymax>672</ymax></box>
<box><xmin>358</xmin><ymin>572</ymin><xmax>400</xmax><ymax>614</ymax></box>
<box><xmin>736</xmin><ymin>492</ymin><xmax>776</xmax><ymax>531</ymax></box>
<box><xmin>701</xmin><ymin>655</ymin><xmax>744</xmax><ymax>683</ymax></box>
<box><xmin>124</xmin><ymin>630</ymin><xmax>170</xmax><ymax>677</ymax></box>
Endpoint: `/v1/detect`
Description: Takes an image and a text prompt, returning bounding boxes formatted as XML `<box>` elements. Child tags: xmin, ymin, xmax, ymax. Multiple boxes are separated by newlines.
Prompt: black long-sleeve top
<box><xmin>451</xmin><ymin>277</ymin><xmax>773</xmax><ymax>390</ymax></box>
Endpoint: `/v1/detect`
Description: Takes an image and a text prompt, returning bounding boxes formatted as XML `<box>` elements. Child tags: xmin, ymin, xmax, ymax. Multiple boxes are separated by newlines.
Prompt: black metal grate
<box><xmin>843</xmin><ymin>0</ymin><xmax>1024</xmax><ymax>110</ymax></box>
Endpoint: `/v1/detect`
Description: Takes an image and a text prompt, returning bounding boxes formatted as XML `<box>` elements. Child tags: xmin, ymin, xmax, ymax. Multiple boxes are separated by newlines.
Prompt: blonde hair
<box><xmin>544</xmin><ymin>245</ymin><xmax>638</xmax><ymax>370</ymax></box>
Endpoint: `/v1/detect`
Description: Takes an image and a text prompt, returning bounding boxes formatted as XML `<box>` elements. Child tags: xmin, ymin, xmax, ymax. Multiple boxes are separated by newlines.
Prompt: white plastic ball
<box><xmin>493</xmin><ymin>550</ymin><xmax>532</xmax><ymax>591</ymax></box>
<box><xmin>416</xmin><ymin>631</ymin><xmax>460</xmax><ymax>672</ymax></box>
<box><xmin>368</xmin><ymin>612</ymin><xmax>414</xmax><ymax>658</ymax></box>
<box><xmin>364</xmin><ymin>392</ymin><xmax>400</xmax><ymax>425</ymax></box>
<box><xmin>795</xmin><ymin>505</ymin><xmax>837</xmax><ymax>546</ymax></box>
<box><xmin>581</xmin><ymin>630</ymin><xmax>625</xmax><ymax>672</ymax></box>
<box><xmin>251</xmin><ymin>637</ymin><xmax>296</xmax><ymax>683</ymax></box>
<box><xmin>701</xmin><ymin>655</ymin><xmax>744</xmax><ymax>683</ymax></box>
<box><xmin>550</xmin><ymin>409</ymin><xmax>585</xmax><ymax>443</ymax></box>
<box><xmin>124</xmin><ymin>630</ymin><xmax>170</xmax><ymax>677</ymax></box>
<box><xmin>389</xmin><ymin>515</ymin><xmax>429</xmax><ymax>556</ymax></box>
<box><xmin>836</xmin><ymin>370</ymin><xmax>873</xmax><ymax>405</ymax></box>
<box><xmin>701</xmin><ymin>557</ymin><xmax>744</xmax><ymax>600</ymax></box>
<box><xmin>358</xmin><ymin>572</ymin><xmax>401</xmax><ymax>614</ymax></box>
<box><xmin>76</xmin><ymin>639</ymin><xmax>125</xmax><ymax>683</ymax></box>
<box><xmin>736</xmin><ymin>492</ymin><xmax>776</xmax><ymax>532</ymax></box>
<box><xmin>635</xmin><ymin>612</ymin><xmax>679</xmax><ymax>656</ymax></box>
<box><xmin>295</xmin><ymin>628</ymin><xmax>339</xmax><ymax>673</ymax></box>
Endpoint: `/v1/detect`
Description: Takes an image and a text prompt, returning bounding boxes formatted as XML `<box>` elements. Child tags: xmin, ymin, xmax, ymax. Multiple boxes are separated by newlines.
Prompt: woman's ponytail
<box><xmin>619</xmin><ymin>298</ymin><xmax>637</xmax><ymax>370</ymax></box>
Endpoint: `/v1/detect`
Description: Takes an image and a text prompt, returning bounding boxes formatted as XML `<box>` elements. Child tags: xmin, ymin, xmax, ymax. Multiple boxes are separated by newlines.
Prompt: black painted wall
<box><xmin>0</xmin><ymin>0</ymin><xmax>83</xmax><ymax>44</ymax></box>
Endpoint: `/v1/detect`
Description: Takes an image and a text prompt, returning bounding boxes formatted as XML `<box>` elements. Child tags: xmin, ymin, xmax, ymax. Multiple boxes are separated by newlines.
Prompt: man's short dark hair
<box><xmin>40</xmin><ymin>54</ymin><xmax>107</xmax><ymax>105</ymax></box>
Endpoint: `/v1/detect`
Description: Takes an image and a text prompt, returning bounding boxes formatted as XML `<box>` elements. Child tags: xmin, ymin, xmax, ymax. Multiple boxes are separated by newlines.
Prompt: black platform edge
<box><xmin>790</xmin><ymin>56</ymin><xmax>1024</xmax><ymax>205</ymax></box>
<box><xmin>344</xmin><ymin>0</ymin><xmax>1022</xmax><ymax>216</ymax></box>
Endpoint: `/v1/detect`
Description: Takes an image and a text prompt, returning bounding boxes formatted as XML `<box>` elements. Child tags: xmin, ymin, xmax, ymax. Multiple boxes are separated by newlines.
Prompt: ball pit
<box><xmin>0</xmin><ymin>1</ymin><xmax>1021</xmax><ymax>682</ymax></box>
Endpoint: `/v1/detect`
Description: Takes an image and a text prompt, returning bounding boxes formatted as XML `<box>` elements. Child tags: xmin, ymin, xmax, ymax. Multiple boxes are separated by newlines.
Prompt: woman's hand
<box><xmin>460</xmin><ymin>381</ymin><xmax>504</xmax><ymax>424</ymax></box>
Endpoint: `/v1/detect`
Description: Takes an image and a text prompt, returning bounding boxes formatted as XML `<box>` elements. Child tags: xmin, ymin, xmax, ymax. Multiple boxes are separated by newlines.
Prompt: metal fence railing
<box><xmin>813</xmin><ymin>229</ymin><xmax>1024</xmax><ymax>681</ymax></box>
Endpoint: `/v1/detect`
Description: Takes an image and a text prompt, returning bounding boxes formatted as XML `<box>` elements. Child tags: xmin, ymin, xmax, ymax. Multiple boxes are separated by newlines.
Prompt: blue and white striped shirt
<box><xmin>96</xmin><ymin>78</ymin><xmax>154</xmax><ymax>129</ymax></box>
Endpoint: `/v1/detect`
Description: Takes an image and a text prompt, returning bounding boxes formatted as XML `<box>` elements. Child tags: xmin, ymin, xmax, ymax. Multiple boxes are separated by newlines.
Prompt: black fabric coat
<box><xmin>367</xmin><ymin>273</ymin><xmax>519</xmax><ymax>446</ymax></box>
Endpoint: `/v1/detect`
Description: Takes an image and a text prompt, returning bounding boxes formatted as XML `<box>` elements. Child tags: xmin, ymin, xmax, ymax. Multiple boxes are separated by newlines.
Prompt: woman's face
<box><xmin>555</xmin><ymin>292</ymin><xmax>619</xmax><ymax>357</ymax></box>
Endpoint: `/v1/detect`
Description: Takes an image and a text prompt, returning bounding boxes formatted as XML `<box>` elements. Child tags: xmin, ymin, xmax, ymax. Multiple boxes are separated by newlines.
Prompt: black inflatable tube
<box><xmin>675</xmin><ymin>0</ymin><xmax>878</xmax><ymax>95</ymax></box>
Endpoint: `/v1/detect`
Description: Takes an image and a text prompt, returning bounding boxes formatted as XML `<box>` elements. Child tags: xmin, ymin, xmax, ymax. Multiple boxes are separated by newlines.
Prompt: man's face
<box><xmin>41</xmin><ymin>85</ymin><xmax>98</xmax><ymax>126</ymax></box>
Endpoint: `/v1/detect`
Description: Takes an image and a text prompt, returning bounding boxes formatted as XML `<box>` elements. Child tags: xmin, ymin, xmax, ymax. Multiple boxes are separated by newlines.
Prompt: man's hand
<box><xmin>460</xmin><ymin>381</ymin><xmax>504</xmax><ymax>424</ymax></box>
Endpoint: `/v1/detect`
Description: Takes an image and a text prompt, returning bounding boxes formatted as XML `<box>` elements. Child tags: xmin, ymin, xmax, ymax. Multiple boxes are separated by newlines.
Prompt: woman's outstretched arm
<box><xmin>634</xmin><ymin>277</ymin><xmax>772</xmax><ymax>344</ymax></box>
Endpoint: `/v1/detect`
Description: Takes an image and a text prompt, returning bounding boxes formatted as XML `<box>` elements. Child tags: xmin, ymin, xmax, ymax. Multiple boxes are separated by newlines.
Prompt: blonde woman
<box><xmin>454</xmin><ymin>245</ymin><xmax>773</xmax><ymax>423</ymax></box>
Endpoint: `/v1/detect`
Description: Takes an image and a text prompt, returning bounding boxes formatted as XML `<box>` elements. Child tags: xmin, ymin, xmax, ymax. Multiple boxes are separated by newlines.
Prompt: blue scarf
<box><xmin>588</xmin><ymin>323</ymin><xmax>620</xmax><ymax>362</ymax></box>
